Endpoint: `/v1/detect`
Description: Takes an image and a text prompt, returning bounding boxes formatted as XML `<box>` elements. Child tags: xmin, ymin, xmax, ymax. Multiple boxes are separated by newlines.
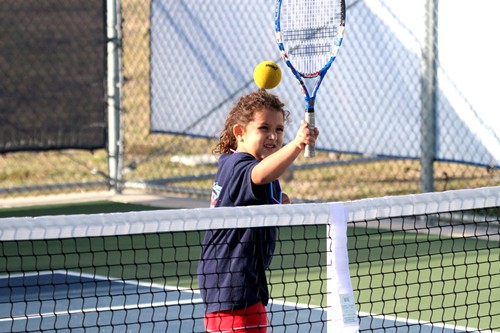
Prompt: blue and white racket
<box><xmin>275</xmin><ymin>0</ymin><xmax>345</xmax><ymax>157</ymax></box>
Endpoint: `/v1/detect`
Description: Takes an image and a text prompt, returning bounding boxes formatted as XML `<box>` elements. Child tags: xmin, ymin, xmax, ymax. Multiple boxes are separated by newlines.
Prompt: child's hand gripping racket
<box><xmin>275</xmin><ymin>0</ymin><xmax>346</xmax><ymax>157</ymax></box>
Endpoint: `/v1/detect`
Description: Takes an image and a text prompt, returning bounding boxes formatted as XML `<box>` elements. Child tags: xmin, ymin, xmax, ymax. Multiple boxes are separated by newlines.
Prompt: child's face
<box><xmin>236</xmin><ymin>108</ymin><xmax>285</xmax><ymax>160</ymax></box>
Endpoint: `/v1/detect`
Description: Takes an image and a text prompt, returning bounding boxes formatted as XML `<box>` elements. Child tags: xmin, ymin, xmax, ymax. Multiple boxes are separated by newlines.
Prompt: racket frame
<box><xmin>275</xmin><ymin>0</ymin><xmax>345</xmax><ymax>157</ymax></box>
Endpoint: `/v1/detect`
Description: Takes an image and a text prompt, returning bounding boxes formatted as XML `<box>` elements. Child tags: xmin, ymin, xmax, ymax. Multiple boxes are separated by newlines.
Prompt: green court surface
<box><xmin>0</xmin><ymin>200</ymin><xmax>164</xmax><ymax>218</ymax></box>
<box><xmin>350</xmin><ymin>227</ymin><xmax>499</xmax><ymax>331</ymax></box>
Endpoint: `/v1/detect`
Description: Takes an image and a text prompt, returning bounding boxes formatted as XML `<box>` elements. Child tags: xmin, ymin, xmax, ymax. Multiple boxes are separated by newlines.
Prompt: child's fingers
<box><xmin>302</xmin><ymin>120</ymin><xmax>319</xmax><ymax>136</ymax></box>
<box><xmin>294</xmin><ymin>120</ymin><xmax>319</xmax><ymax>150</ymax></box>
<box><xmin>281</xmin><ymin>193</ymin><xmax>291</xmax><ymax>204</ymax></box>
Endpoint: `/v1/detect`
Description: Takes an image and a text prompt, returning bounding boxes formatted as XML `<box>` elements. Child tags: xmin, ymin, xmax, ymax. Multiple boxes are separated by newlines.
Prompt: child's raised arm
<box><xmin>251</xmin><ymin>120</ymin><xmax>319</xmax><ymax>185</ymax></box>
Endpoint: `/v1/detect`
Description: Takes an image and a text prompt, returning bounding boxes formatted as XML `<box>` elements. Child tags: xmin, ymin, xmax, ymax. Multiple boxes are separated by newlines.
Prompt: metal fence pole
<box><xmin>420</xmin><ymin>0</ymin><xmax>439</xmax><ymax>193</ymax></box>
<box><xmin>106</xmin><ymin>0</ymin><xmax>123</xmax><ymax>193</ymax></box>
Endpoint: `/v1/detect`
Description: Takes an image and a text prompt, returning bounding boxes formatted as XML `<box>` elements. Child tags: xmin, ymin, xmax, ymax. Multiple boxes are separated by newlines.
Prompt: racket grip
<box><xmin>304</xmin><ymin>111</ymin><xmax>315</xmax><ymax>158</ymax></box>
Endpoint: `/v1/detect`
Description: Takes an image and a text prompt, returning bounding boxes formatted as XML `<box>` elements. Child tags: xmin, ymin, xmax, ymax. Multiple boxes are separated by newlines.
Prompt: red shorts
<box><xmin>204</xmin><ymin>302</ymin><xmax>268</xmax><ymax>333</ymax></box>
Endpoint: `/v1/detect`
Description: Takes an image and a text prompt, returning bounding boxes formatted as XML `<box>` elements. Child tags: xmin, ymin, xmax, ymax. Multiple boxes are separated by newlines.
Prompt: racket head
<box><xmin>275</xmin><ymin>0</ymin><xmax>345</xmax><ymax>78</ymax></box>
<box><xmin>275</xmin><ymin>0</ymin><xmax>346</xmax><ymax>158</ymax></box>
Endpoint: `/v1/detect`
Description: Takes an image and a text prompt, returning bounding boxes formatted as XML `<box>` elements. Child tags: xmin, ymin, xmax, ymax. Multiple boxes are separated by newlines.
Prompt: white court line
<box><xmin>0</xmin><ymin>297</ymin><xmax>204</xmax><ymax>324</ymax></box>
<box><xmin>0</xmin><ymin>270</ymin><xmax>203</xmax><ymax>323</ymax></box>
<box><xmin>357</xmin><ymin>311</ymin><xmax>494</xmax><ymax>333</ymax></box>
<box><xmin>268</xmin><ymin>298</ymin><xmax>325</xmax><ymax>312</ymax></box>
<box><xmin>1</xmin><ymin>269</ymin><xmax>201</xmax><ymax>293</ymax></box>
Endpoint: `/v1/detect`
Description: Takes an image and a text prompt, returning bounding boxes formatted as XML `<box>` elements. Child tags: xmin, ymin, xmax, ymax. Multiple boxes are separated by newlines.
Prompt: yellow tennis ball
<box><xmin>253</xmin><ymin>61</ymin><xmax>282</xmax><ymax>89</ymax></box>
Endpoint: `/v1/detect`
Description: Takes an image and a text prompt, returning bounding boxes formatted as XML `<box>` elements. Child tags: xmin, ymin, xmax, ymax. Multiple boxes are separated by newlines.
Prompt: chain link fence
<box><xmin>1</xmin><ymin>0</ymin><xmax>498</xmax><ymax>203</ymax></box>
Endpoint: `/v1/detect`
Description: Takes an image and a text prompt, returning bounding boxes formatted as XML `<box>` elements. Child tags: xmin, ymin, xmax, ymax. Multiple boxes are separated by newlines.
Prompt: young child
<box><xmin>197</xmin><ymin>89</ymin><xmax>319</xmax><ymax>332</ymax></box>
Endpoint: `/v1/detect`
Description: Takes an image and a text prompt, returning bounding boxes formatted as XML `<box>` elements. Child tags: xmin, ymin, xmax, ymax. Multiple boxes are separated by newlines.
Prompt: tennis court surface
<box><xmin>2</xmin><ymin>270</ymin><xmax>474</xmax><ymax>333</ymax></box>
<box><xmin>1</xmin><ymin>270</ymin><xmax>328</xmax><ymax>332</ymax></box>
<box><xmin>1</xmin><ymin>187</ymin><xmax>499</xmax><ymax>332</ymax></box>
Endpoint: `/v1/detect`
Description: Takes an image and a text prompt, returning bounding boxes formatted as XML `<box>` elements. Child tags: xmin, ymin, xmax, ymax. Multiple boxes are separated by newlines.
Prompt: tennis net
<box><xmin>0</xmin><ymin>186</ymin><xmax>499</xmax><ymax>332</ymax></box>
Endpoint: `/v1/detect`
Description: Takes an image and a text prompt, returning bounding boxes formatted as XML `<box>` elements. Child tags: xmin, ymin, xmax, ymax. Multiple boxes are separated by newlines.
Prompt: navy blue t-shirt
<box><xmin>197</xmin><ymin>152</ymin><xmax>279</xmax><ymax>313</ymax></box>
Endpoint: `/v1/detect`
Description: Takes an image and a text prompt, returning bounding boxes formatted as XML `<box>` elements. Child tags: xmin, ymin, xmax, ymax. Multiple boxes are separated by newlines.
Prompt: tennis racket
<box><xmin>275</xmin><ymin>0</ymin><xmax>345</xmax><ymax>157</ymax></box>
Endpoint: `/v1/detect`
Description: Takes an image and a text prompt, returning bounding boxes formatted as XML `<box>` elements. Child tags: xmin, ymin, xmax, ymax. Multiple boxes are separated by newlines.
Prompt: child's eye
<box><xmin>277</xmin><ymin>127</ymin><xmax>284</xmax><ymax>133</ymax></box>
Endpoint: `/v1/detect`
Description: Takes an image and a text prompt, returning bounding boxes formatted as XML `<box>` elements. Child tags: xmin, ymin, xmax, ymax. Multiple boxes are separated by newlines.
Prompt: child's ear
<box><xmin>233</xmin><ymin>124</ymin><xmax>244</xmax><ymax>142</ymax></box>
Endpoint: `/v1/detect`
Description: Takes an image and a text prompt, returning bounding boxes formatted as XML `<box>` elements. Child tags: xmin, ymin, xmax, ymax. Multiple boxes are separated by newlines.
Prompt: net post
<box><xmin>419</xmin><ymin>0</ymin><xmax>439</xmax><ymax>193</ymax></box>
<box><xmin>106</xmin><ymin>0</ymin><xmax>124</xmax><ymax>193</ymax></box>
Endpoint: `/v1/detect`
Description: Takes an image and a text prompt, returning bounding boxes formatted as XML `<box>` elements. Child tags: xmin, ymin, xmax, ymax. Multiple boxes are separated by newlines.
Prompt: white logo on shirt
<box><xmin>210</xmin><ymin>182</ymin><xmax>222</xmax><ymax>208</ymax></box>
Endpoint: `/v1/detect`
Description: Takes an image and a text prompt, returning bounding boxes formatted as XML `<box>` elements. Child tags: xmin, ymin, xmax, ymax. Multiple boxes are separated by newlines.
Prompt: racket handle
<box><xmin>304</xmin><ymin>110</ymin><xmax>315</xmax><ymax>158</ymax></box>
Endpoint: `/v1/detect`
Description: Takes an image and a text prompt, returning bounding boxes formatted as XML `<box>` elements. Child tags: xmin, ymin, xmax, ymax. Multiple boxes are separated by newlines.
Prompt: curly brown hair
<box><xmin>214</xmin><ymin>89</ymin><xmax>290</xmax><ymax>154</ymax></box>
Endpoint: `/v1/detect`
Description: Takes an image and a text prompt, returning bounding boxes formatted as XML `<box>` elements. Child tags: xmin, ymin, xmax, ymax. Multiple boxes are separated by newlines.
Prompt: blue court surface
<box><xmin>0</xmin><ymin>271</ymin><xmax>472</xmax><ymax>332</ymax></box>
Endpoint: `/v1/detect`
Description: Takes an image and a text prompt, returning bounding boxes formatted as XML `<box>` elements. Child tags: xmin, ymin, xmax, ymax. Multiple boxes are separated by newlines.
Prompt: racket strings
<box><xmin>280</xmin><ymin>0</ymin><xmax>343</xmax><ymax>74</ymax></box>
<box><xmin>283</xmin><ymin>26</ymin><xmax>338</xmax><ymax>41</ymax></box>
